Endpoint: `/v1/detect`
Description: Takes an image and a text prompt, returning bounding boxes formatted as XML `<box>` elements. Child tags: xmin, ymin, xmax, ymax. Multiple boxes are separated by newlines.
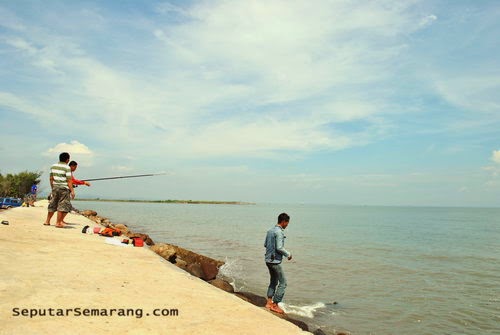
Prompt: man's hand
<box><xmin>288</xmin><ymin>254</ymin><xmax>292</xmax><ymax>261</ymax></box>
<box><xmin>70</xmin><ymin>190</ymin><xmax>75</xmax><ymax>199</ymax></box>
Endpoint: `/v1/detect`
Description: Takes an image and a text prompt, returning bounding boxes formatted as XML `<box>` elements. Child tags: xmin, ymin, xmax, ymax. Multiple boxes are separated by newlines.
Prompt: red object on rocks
<box><xmin>132</xmin><ymin>237</ymin><xmax>144</xmax><ymax>247</ymax></box>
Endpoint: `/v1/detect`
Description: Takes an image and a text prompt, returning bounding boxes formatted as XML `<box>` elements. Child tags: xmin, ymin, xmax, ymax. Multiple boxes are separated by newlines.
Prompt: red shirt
<box><xmin>71</xmin><ymin>173</ymin><xmax>86</xmax><ymax>186</ymax></box>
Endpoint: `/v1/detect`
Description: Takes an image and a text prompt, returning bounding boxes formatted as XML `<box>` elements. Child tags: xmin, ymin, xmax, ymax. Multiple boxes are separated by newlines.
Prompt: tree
<box><xmin>0</xmin><ymin>171</ymin><xmax>43</xmax><ymax>198</ymax></box>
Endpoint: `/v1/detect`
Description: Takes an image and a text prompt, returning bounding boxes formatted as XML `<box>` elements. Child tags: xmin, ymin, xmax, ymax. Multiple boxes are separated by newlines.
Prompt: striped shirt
<box><xmin>50</xmin><ymin>162</ymin><xmax>71</xmax><ymax>189</ymax></box>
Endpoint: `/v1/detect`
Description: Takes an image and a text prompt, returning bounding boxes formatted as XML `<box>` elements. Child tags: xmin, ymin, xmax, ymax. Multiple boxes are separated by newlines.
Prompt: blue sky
<box><xmin>1</xmin><ymin>0</ymin><xmax>499</xmax><ymax>206</ymax></box>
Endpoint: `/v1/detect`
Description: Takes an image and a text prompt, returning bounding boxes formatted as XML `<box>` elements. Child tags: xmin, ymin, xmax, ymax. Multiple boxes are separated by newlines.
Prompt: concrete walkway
<box><xmin>0</xmin><ymin>204</ymin><xmax>309</xmax><ymax>335</ymax></box>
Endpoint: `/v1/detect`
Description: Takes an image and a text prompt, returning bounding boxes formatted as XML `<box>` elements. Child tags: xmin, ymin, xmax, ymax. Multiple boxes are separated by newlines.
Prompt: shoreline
<box><xmin>0</xmin><ymin>202</ymin><xmax>310</xmax><ymax>335</ymax></box>
<box><xmin>73</xmin><ymin>198</ymin><xmax>256</xmax><ymax>205</ymax></box>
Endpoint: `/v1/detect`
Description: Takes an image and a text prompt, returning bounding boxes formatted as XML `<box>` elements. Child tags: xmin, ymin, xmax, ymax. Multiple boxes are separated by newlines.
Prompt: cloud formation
<box><xmin>47</xmin><ymin>141</ymin><xmax>93</xmax><ymax>156</ymax></box>
<box><xmin>1</xmin><ymin>1</ymin><xmax>499</xmax><ymax>205</ymax></box>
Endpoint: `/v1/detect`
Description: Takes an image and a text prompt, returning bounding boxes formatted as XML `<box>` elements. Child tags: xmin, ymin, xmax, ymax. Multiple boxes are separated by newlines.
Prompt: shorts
<box><xmin>48</xmin><ymin>187</ymin><xmax>72</xmax><ymax>213</ymax></box>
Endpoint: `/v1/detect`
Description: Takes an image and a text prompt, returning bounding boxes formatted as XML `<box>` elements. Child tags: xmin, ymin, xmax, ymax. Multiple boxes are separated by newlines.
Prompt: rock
<box><xmin>113</xmin><ymin>224</ymin><xmax>129</xmax><ymax>234</ymax></box>
<box><xmin>234</xmin><ymin>291</ymin><xmax>267</xmax><ymax>307</ymax></box>
<box><xmin>282</xmin><ymin>317</ymin><xmax>309</xmax><ymax>332</ymax></box>
<box><xmin>200</xmin><ymin>261</ymin><xmax>219</xmax><ymax>281</ymax></box>
<box><xmin>313</xmin><ymin>328</ymin><xmax>328</xmax><ymax>335</ymax></box>
<box><xmin>209</xmin><ymin>279</ymin><xmax>234</xmax><ymax>293</ymax></box>
<box><xmin>186</xmin><ymin>263</ymin><xmax>204</xmax><ymax>278</ymax></box>
<box><xmin>152</xmin><ymin>243</ymin><xmax>223</xmax><ymax>281</ymax></box>
<box><xmin>150</xmin><ymin>243</ymin><xmax>177</xmax><ymax>263</ymax></box>
<box><xmin>174</xmin><ymin>258</ymin><xmax>188</xmax><ymax>270</ymax></box>
<box><xmin>80</xmin><ymin>210</ymin><xmax>97</xmax><ymax>217</ymax></box>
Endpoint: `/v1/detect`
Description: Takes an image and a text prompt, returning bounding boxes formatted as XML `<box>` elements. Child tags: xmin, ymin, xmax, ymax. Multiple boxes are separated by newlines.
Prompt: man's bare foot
<box><xmin>55</xmin><ymin>223</ymin><xmax>67</xmax><ymax>228</ymax></box>
<box><xmin>269</xmin><ymin>303</ymin><xmax>285</xmax><ymax>314</ymax></box>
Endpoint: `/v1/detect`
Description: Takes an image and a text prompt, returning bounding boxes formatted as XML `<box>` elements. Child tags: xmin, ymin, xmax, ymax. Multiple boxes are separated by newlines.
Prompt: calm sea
<box><xmin>73</xmin><ymin>201</ymin><xmax>500</xmax><ymax>335</ymax></box>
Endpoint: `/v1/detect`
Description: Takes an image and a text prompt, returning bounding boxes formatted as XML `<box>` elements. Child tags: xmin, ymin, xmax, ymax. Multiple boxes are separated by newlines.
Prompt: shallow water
<box><xmin>74</xmin><ymin>201</ymin><xmax>500</xmax><ymax>334</ymax></box>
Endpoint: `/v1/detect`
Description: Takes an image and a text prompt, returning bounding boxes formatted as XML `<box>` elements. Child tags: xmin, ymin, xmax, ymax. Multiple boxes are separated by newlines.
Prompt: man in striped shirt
<box><xmin>43</xmin><ymin>152</ymin><xmax>75</xmax><ymax>228</ymax></box>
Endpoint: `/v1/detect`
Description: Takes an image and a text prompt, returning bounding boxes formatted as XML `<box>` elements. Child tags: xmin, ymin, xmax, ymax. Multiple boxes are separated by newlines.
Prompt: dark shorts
<box><xmin>48</xmin><ymin>188</ymin><xmax>72</xmax><ymax>213</ymax></box>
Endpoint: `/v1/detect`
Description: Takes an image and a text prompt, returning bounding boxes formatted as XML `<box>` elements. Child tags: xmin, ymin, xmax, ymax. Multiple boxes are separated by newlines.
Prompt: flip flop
<box><xmin>43</xmin><ymin>223</ymin><xmax>50</xmax><ymax>226</ymax></box>
<box><xmin>1</xmin><ymin>220</ymin><xmax>9</xmax><ymax>225</ymax></box>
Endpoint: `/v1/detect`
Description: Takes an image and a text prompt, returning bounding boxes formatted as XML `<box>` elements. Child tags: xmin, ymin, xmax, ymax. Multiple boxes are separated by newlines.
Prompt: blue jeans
<box><xmin>266</xmin><ymin>262</ymin><xmax>287</xmax><ymax>303</ymax></box>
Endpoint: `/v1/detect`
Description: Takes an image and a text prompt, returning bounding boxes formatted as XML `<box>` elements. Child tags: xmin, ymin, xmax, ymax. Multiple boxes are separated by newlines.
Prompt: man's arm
<box><xmin>275</xmin><ymin>230</ymin><xmax>291</xmax><ymax>258</ymax></box>
<box><xmin>72</xmin><ymin>176</ymin><xmax>90</xmax><ymax>186</ymax></box>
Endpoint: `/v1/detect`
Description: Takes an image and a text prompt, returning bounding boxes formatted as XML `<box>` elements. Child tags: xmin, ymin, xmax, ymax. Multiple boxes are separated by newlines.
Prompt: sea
<box><xmin>73</xmin><ymin>200</ymin><xmax>500</xmax><ymax>335</ymax></box>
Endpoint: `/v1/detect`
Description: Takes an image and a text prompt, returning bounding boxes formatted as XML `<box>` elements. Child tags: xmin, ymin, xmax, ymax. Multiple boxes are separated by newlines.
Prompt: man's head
<box><xmin>69</xmin><ymin>161</ymin><xmax>78</xmax><ymax>172</ymax></box>
<box><xmin>59</xmin><ymin>152</ymin><xmax>70</xmax><ymax>163</ymax></box>
<box><xmin>277</xmin><ymin>212</ymin><xmax>290</xmax><ymax>229</ymax></box>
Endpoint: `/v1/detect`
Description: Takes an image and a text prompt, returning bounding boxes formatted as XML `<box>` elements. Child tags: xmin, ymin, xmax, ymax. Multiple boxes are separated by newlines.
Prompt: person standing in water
<box><xmin>264</xmin><ymin>212</ymin><xmax>292</xmax><ymax>314</ymax></box>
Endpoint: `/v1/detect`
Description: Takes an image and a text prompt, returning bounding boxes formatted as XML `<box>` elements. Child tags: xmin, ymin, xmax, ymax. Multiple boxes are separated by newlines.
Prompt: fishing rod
<box><xmin>82</xmin><ymin>172</ymin><xmax>167</xmax><ymax>182</ymax></box>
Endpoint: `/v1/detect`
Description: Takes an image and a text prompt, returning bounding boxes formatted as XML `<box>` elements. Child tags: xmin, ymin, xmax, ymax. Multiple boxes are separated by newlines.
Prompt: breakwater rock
<box><xmin>151</xmin><ymin>243</ymin><xmax>224</xmax><ymax>281</ymax></box>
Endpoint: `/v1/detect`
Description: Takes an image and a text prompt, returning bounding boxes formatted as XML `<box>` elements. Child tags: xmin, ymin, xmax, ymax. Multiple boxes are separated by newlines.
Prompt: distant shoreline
<box><xmin>72</xmin><ymin>198</ymin><xmax>255</xmax><ymax>205</ymax></box>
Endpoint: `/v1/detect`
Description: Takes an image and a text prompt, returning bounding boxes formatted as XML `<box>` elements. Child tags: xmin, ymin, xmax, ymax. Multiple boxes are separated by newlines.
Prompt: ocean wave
<box><xmin>280</xmin><ymin>302</ymin><xmax>327</xmax><ymax>318</ymax></box>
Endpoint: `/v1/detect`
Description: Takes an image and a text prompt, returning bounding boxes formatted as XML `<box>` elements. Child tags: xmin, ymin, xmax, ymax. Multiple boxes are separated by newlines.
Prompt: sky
<box><xmin>1</xmin><ymin>0</ymin><xmax>499</xmax><ymax>207</ymax></box>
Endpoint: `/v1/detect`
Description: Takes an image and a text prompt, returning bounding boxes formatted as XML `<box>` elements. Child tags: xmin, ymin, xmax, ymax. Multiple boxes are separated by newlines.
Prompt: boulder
<box><xmin>234</xmin><ymin>291</ymin><xmax>266</xmax><ymax>306</ymax></box>
<box><xmin>174</xmin><ymin>258</ymin><xmax>188</xmax><ymax>270</ymax></box>
<box><xmin>167</xmin><ymin>244</ymin><xmax>223</xmax><ymax>281</ymax></box>
<box><xmin>209</xmin><ymin>279</ymin><xmax>234</xmax><ymax>293</ymax></box>
<box><xmin>80</xmin><ymin>210</ymin><xmax>97</xmax><ymax>217</ymax></box>
<box><xmin>186</xmin><ymin>263</ymin><xmax>204</xmax><ymax>279</ymax></box>
<box><xmin>150</xmin><ymin>243</ymin><xmax>177</xmax><ymax>263</ymax></box>
<box><xmin>113</xmin><ymin>224</ymin><xmax>129</xmax><ymax>234</ymax></box>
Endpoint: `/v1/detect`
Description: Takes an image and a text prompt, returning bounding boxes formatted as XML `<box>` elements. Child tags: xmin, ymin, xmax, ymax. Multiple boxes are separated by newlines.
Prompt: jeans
<box><xmin>266</xmin><ymin>262</ymin><xmax>287</xmax><ymax>303</ymax></box>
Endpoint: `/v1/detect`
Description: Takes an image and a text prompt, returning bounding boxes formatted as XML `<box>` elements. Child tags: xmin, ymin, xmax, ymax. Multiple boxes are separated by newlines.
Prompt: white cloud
<box><xmin>4</xmin><ymin>0</ymin><xmax>492</xmax><ymax>162</ymax></box>
<box><xmin>419</xmin><ymin>14</ymin><xmax>437</xmax><ymax>28</ymax></box>
<box><xmin>492</xmin><ymin>150</ymin><xmax>500</xmax><ymax>164</ymax></box>
<box><xmin>0</xmin><ymin>92</ymin><xmax>46</xmax><ymax>117</ymax></box>
<box><xmin>46</xmin><ymin>141</ymin><xmax>93</xmax><ymax>156</ymax></box>
<box><xmin>435</xmin><ymin>74</ymin><xmax>500</xmax><ymax>114</ymax></box>
<box><xmin>4</xmin><ymin>37</ymin><xmax>37</xmax><ymax>54</ymax></box>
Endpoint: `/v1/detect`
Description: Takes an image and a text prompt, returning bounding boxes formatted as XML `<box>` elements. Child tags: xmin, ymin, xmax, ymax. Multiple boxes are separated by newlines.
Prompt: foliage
<box><xmin>0</xmin><ymin>170</ymin><xmax>43</xmax><ymax>198</ymax></box>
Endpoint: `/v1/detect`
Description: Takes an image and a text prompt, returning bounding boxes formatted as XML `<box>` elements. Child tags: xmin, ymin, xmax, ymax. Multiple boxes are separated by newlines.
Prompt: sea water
<box><xmin>73</xmin><ymin>201</ymin><xmax>500</xmax><ymax>335</ymax></box>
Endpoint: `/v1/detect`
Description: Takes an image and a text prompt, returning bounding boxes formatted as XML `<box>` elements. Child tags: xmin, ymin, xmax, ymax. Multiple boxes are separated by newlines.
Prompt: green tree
<box><xmin>0</xmin><ymin>171</ymin><xmax>43</xmax><ymax>198</ymax></box>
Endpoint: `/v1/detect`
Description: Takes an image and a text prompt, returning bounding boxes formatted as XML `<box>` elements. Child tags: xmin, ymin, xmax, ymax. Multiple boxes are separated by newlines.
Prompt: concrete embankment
<box><xmin>0</xmin><ymin>204</ymin><xmax>309</xmax><ymax>335</ymax></box>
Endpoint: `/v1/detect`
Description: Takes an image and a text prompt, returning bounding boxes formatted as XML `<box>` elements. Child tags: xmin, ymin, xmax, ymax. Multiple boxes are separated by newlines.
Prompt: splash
<box><xmin>280</xmin><ymin>302</ymin><xmax>327</xmax><ymax>318</ymax></box>
<box><xmin>217</xmin><ymin>257</ymin><xmax>247</xmax><ymax>292</ymax></box>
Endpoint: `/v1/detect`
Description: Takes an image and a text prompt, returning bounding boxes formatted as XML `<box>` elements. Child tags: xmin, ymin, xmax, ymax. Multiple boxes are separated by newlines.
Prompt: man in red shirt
<box><xmin>69</xmin><ymin>161</ymin><xmax>91</xmax><ymax>187</ymax></box>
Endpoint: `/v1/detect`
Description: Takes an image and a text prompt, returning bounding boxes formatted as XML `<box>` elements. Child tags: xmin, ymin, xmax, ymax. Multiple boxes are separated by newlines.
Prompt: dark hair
<box><xmin>69</xmin><ymin>161</ymin><xmax>78</xmax><ymax>167</ymax></box>
<box><xmin>59</xmin><ymin>152</ymin><xmax>70</xmax><ymax>162</ymax></box>
<box><xmin>277</xmin><ymin>213</ymin><xmax>290</xmax><ymax>224</ymax></box>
